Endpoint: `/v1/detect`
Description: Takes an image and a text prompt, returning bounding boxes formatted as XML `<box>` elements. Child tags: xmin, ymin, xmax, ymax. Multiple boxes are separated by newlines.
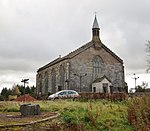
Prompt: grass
<box><xmin>0</xmin><ymin>100</ymin><xmax>134</xmax><ymax>130</ymax></box>
<box><xmin>59</xmin><ymin>100</ymin><xmax>133</xmax><ymax>130</ymax></box>
<box><xmin>0</xmin><ymin>101</ymin><xmax>20</xmax><ymax>112</ymax></box>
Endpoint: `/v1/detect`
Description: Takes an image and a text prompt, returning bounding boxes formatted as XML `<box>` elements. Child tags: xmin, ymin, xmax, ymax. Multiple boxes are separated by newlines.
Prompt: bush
<box><xmin>0</xmin><ymin>95</ymin><xmax>4</xmax><ymax>101</ymax></box>
<box><xmin>128</xmin><ymin>95</ymin><xmax>150</xmax><ymax>130</ymax></box>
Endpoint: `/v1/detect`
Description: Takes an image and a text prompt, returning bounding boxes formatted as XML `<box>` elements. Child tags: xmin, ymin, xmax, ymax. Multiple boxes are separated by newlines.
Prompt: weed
<box><xmin>128</xmin><ymin>95</ymin><xmax>150</xmax><ymax>130</ymax></box>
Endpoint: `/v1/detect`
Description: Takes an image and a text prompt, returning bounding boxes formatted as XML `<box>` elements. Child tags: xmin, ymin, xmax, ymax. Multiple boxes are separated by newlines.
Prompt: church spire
<box><xmin>92</xmin><ymin>15</ymin><xmax>99</xmax><ymax>29</ymax></box>
<box><xmin>92</xmin><ymin>15</ymin><xmax>101</xmax><ymax>48</ymax></box>
<box><xmin>92</xmin><ymin>15</ymin><xmax>100</xmax><ymax>40</ymax></box>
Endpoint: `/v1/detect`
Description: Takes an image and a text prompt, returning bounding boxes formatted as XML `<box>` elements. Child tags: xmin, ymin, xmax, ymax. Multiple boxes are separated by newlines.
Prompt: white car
<box><xmin>48</xmin><ymin>90</ymin><xmax>80</xmax><ymax>100</ymax></box>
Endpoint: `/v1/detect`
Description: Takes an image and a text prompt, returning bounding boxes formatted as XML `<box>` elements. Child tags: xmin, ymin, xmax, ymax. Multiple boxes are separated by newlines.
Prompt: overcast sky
<box><xmin>0</xmin><ymin>0</ymin><xmax>150</xmax><ymax>91</ymax></box>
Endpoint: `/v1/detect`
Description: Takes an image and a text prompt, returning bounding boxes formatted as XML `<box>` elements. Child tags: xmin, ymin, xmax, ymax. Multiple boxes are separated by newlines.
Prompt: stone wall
<box><xmin>69</xmin><ymin>45</ymin><xmax>124</xmax><ymax>92</ymax></box>
<box><xmin>36</xmin><ymin>59</ymin><xmax>69</xmax><ymax>95</ymax></box>
<box><xmin>36</xmin><ymin>44</ymin><xmax>125</xmax><ymax>96</ymax></box>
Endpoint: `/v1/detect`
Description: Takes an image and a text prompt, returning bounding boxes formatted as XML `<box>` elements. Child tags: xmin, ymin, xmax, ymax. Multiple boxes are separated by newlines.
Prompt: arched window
<box><xmin>39</xmin><ymin>74</ymin><xmax>42</xmax><ymax>95</ymax></box>
<box><xmin>93</xmin><ymin>56</ymin><xmax>102</xmax><ymax>73</ymax></box>
<box><xmin>60</xmin><ymin>65</ymin><xmax>65</xmax><ymax>90</ymax></box>
<box><xmin>44</xmin><ymin>71</ymin><xmax>48</xmax><ymax>94</ymax></box>
<box><xmin>51</xmin><ymin>68</ymin><xmax>56</xmax><ymax>93</ymax></box>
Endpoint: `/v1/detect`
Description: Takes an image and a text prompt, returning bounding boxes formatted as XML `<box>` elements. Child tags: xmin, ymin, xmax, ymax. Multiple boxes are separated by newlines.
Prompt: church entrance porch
<box><xmin>92</xmin><ymin>76</ymin><xmax>112</xmax><ymax>93</ymax></box>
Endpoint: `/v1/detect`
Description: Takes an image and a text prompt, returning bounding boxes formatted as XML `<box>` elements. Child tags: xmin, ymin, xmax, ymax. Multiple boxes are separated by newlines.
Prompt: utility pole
<box><xmin>132</xmin><ymin>73</ymin><xmax>139</xmax><ymax>89</ymax></box>
<box><xmin>74</xmin><ymin>73</ymin><xmax>87</xmax><ymax>92</ymax></box>
<box><xmin>21</xmin><ymin>79</ymin><xmax>29</xmax><ymax>102</ymax></box>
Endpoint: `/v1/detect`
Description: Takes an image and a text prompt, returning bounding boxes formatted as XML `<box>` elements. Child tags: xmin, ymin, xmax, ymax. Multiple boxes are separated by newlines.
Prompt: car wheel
<box><xmin>73</xmin><ymin>97</ymin><xmax>76</xmax><ymax>101</ymax></box>
<box><xmin>53</xmin><ymin>97</ymin><xmax>59</xmax><ymax>101</ymax></box>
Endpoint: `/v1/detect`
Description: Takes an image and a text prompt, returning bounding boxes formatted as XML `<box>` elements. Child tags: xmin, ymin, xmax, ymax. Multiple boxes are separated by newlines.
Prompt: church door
<box><xmin>103</xmin><ymin>83</ymin><xmax>108</xmax><ymax>93</ymax></box>
<box><xmin>93</xmin><ymin>87</ymin><xmax>96</xmax><ymax>92</ymax></box>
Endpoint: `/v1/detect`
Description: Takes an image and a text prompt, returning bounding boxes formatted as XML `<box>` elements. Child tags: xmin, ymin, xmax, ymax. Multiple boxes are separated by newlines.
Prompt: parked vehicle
<box><xmin>48</xmin><ymin>90</ymin><xmax>80</xmax><ymax>101</ymax></box>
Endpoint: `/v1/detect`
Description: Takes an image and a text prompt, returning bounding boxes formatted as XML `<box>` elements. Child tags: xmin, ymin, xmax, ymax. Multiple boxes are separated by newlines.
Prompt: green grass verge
<box><xmin>0</xmin><ymin>100</ymin><xmax>134</xmax><ymax>130</ymax></box>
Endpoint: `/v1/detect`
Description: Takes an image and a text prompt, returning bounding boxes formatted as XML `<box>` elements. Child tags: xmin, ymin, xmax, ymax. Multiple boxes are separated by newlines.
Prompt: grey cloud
<box><xmin>0</xmin><ymin>0</ymin><xmax>150</xmax><ymax>90</ymax></box>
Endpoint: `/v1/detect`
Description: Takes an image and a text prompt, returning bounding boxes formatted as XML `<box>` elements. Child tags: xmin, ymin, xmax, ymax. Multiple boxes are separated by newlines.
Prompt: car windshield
<box><xmin>58</xmin><ymin>91</ymin><xmax>67</xmax><ymax>95</ymax></box>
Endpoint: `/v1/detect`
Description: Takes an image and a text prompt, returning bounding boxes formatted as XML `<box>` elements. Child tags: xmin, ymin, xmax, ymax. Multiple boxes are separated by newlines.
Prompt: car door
<box><xmin>58</xmin><ymin>91</ymin><xmax>67</xmax><ymax>99</ymax></box>
<box><xmin>68</xmin><ymin>90</ymin><xmax>74</xmax><ymax>98</ymax></box>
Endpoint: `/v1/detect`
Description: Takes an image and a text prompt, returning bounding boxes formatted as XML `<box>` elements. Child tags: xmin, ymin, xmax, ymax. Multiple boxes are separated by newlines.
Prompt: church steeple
<box><xmin>92</xmin><ymin>15</ymin><xmax>101</xmax><ymax>48</ymax></box>
<box><xmin>92</xmin><ymin>15</ymin><xmax>100</xmax><ymax>41</ymax></box>
<box><xmin>92</xmin><ymin>15</ymin><xmax>99</xmax><ymax>29</ymax></box>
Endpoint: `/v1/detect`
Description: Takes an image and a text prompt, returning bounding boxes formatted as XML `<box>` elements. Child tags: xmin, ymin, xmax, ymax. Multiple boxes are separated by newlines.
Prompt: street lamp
<box><xmin>74</xmin><ymin>73</ymin><xmax>87</xmax><ymax>92</ymax></box>
<box><xmin>132</xmin><ymin>73</ymin><xmax>139</xmax><ymax>89</ymax></box>
<box><xmin>21</xmin><ymin>79</ymin><xmax>29</xmax><ymax>102</ymax></box>
<box><xmin>65</xmin><ymin>79</ymin><xmax>70</xmax><ymax>89</ymax></box>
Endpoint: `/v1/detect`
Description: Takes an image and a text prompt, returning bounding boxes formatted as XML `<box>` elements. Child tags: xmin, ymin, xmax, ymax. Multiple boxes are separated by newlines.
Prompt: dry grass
<box><xmin>128</xmin><ymin>95</ymin><xmax>150</xmax><ymax>130</ymax></box>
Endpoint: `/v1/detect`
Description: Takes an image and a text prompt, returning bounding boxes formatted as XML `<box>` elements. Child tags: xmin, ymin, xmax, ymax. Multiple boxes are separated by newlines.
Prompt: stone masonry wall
<box><xmin>69</xmin><ymin>44</ymin><xmax>124</xmax><ymax>92</ymax></box>
<box><xmin>36</xmin><ymin>44</ymin><xmax>125</xmax><ymax>96</ymax></box>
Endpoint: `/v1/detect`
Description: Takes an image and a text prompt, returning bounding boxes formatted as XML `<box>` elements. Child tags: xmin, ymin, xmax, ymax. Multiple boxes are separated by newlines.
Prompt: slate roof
<box><xmin>37</xmin><ymin>41</ymin><xmax>123</xmax><ymax>72</ymax></box>
<box><xmin>92</xmin><ymin>75</ymin><xmax>112</xmax><ymax>83</ymax></box>
<box><xmin>37</xmin><ymin>16</ymin><xmax>123</xmax><ymax>72</ymax></box>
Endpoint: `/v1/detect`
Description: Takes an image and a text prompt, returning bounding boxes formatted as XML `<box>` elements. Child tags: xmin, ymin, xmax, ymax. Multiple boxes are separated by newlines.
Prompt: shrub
<box><xmin>0</xmin><ymin>95</ymin><xmax>4</xmax><ymax>101</ymax></box>
<box><xmin>128</xmin><ymin>95</ymin><xmax>150</xmax><ymax>130</ymax></box>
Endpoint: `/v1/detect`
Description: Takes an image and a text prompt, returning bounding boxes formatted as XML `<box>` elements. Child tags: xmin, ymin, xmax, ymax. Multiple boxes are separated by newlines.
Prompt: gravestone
<box><xmin>20</xmin><ymin>104</ymin><xmax>41</xmax><ymax>116</ymax></box>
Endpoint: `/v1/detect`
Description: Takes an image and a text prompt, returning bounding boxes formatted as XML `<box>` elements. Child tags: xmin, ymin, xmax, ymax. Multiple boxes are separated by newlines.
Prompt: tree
<box><xmin>16</xmin><ymin>84</ymin><xmax>35</xmax><ymax>96</ymax></box>
<box><xmin>135</xmin><ymin>81</ymin><xmax>148</xmax><ymax>92</ymax></box>
<box><xmin>11</xmin><ymin>84</ymin><xmax>21</xmax><ymax>96</ymax></box>
<box><xmin>25</xmin><ymin>86</ymin><xmax>31</xmax><ymax>94</ymax></box>
<box><xmin>30</xmin><ymin>85</ymin><xmax>36</xmax><ymax>97</ymax></box>
<box><xmin>1</xmin><ymin>87</ymin><xmax>11</xmax><ymax>100</ymax></box>
<box><xmin>30</xmin><ymin>85</ymin><xmax>35</xmax><ymax>94</ymax></box>
<box><xmin>8</xmin><ymin>88</ymin><xmax>12</xmax><ymax>95</ymax></box>
<box><xmin>18</xmin><ymin>85</ymin><xmax>24</xmax><ymax>95</ymax></box>
<box><xmin>0</xmin><ymin>95</ymin><xmax>4</xmax><ymax>101</ymax></box>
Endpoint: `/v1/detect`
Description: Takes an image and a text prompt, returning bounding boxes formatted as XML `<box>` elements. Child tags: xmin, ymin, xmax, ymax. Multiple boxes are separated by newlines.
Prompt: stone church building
<box><xmin>36</xmin><ymin>16</ymin><xmax>127</xmax><ymax>96</ymax></box>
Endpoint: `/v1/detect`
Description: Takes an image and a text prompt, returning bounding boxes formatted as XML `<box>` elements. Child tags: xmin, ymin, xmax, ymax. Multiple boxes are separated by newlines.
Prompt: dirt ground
<box><xmin>0</xmin><ymin>112</ymin><xmax>66</xmax><ymax>131</ymax></box>
<box><xmin>0</xmin><ymin>112</ymin><xmax>57</xmax><ymax>126</ymax></box>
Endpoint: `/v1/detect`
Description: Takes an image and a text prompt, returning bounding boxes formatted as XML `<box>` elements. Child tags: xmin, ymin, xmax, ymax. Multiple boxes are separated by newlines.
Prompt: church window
<box><xmin>58</xmin><ymin>86</ymin><xmax>62</xmax><ymax>91</ymax></box>
<box><xmin>44</xmin><ymin>71</ymin><xmax>48</xmax><ymax>94</ymax></box>
<box><xmin>51</xmin><ymin>68</ymin><xmax>56</xmax><ymax>93</ymax></box>
<box><xmin>60</xmin><ymin>65</ymin><xmax>65</xmax><ymax>90</ymax></box>
<box><xmin>93</xmin><ymin>56</ymin><xmax>102</xmax><ymax>73</ymax></box>
<box><xmin>39</xmin><ymin>74</ymin><xmax>42</xmax><ymax>95</ymax></box>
